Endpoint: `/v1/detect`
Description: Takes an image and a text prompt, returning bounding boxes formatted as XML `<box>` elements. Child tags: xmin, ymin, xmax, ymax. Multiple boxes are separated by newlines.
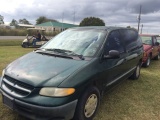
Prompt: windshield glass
<box><xmin>157</xmin><ymin>37</ymin><xmax>160</xmax><ymax>43</ymax></box>
<box><xmin>41</xmin><ymin>28</ymin><xmax>106</xmax><ymax>57</ymax></box>
<box><xmin>141</xmin><ymin>36</ymin><xmax>152</xmax><ymax>45</ymax></box>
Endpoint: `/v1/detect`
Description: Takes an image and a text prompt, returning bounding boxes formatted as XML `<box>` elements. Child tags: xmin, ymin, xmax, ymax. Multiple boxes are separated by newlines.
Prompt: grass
<box><xmin>0</xmin><ymin>39</ymin><xmax>22</xmax><ymax>46</ymax></box>
<box><xmin>0</xmin><ymin>41</ymin><xmax>35</xmax><ymax>120</ymax></box>
<box><xmin>0</xmin><ymin>40</ymin><xmax>160</xmax><ymax>120</ymax></box>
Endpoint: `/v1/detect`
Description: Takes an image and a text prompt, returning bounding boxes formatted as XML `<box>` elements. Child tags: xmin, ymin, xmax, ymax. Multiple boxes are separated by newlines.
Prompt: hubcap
<box><xmin>84</xmin><ymin>94</ymin><xmax>98</xmax><ymax>118</ymax></box>
<box><xmin>158</xmin><ymin>54</ymin><xmax>160</xmax><ymax>59</ymax></box>
<box><xmin>136</xmin><ymin>65</ymin><xmax>140</xmax><ymax>77</ymax></box>
<box><xmin>146</xmin><ymin>57</ymin><xmax>150</xmax><ymax>66</ymax></box>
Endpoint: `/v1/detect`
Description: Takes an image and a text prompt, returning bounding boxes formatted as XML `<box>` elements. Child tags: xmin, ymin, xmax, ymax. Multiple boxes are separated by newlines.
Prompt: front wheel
<box><xmin>73</xmin><ymin>86</ymin><xmax>100</xmax><ymax>120</ymax></box>
<box><xmin>22</xmin><ymin>42</ymin><xmax>29</xmax><ymax>48</ymax></box>
<box><xmin>142</xmin><ymin>56</ymin><xmax>151</xmax><ymax>67</ymax></box>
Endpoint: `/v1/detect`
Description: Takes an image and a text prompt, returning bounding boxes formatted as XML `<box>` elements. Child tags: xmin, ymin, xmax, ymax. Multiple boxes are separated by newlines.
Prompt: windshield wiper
<box><xmin>36</xmin><ymin>51</ymin><xmax>73</xmax><ymax>59</ymax></box>
<box><xmin>45</xmin><ymin>48</ymin><xmax>85</xmax><ymax>60</ymax></box>
<box><xmin>45</xmin><ymin>48</ymin><xmax>69</xmax><ymax>53</ymax></box>
<box><xmin>68</xmin><ymin>52</ymin><xmax>85</xmax><ymax>60</ymax></box>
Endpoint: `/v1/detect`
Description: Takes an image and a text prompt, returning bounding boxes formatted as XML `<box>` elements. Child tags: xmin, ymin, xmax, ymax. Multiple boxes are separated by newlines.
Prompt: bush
<box><xmin>0</xmin><ymin>28</ymin><xmax>59</xmax><ymax>36</ymax></box>
<box><xmin>0</xmin><ymin>28</ymin><xmax>27</xmax><ymax>36</ymax></box>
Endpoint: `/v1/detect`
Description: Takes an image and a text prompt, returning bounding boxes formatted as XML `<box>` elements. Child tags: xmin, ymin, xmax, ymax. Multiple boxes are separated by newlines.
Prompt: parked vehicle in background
<box><xmin>0</xmin><ymin>27</ymin><xmax>143</xmax><ymax>120</ymax></box>
<box><xmin>22</xmin><ymin>28</ymin><xmax>49</xmax><ymax>48</ymax></box>
<box><xmin>140</xmin><ymin>34</ymin><xmax>160</xmax><ymax>67</ymax></box>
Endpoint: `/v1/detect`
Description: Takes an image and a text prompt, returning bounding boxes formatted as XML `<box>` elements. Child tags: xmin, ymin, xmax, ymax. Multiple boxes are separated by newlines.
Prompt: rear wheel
<box><xmin>154</xmin><ymin>52</ymin><xmax>160</xmax><ymax>60</ymax></box>
<box><xmin>74</xmin><ymin>86</ymin><xmax>100</xmax><ymax>120</ymax></box>
<box><xmin>130</xmin><ymin>63</ymin><xmax>141</xmax><ymax>80</ymax></box>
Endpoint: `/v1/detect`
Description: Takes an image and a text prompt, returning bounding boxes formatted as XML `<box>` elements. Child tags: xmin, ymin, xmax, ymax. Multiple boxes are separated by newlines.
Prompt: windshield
<box><xmin>157</xmin><ymin>37</ymin><xmax>160</xmax><ymax>43</ymax></box>
<box><xmin>141</xmin><ymin>36</ymin><xmax>152</xmax><ymax>45</ymax></box>
<box><xmin>41</xmin><ymin>28</ymin><xmax>106</xmax><ymax>57</ymax></box>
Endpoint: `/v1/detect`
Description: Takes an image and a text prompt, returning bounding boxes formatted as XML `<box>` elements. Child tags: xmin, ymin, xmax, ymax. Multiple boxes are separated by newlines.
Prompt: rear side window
<box><xmin>120</xmin><ymin>29</ymin><xmax>139</xmax><ymax>51</ymax></box>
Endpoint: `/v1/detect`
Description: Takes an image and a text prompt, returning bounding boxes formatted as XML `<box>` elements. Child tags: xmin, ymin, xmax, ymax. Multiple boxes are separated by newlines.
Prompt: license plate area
<box><xmin>3</xmin><ymin>94</ymin><xmax>14</xmax><ymax>110</ymax></box>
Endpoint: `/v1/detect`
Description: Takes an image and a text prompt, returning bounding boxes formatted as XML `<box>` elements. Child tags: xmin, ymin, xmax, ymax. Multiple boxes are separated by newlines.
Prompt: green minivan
<box><xmin>0</xmin><ymin>27</ymin><xmax>143</xmax><ymax>120</ymax></box>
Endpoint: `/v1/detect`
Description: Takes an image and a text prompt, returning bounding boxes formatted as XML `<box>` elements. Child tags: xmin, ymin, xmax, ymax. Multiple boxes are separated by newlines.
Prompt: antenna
<box><xmin>137</xmin><ymin>5</ymin><xmax>142</xmax><ymax>33</ymax></box>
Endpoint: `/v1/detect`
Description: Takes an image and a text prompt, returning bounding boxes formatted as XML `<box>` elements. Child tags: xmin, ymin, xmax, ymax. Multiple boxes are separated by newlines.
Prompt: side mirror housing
<box><xmin>103</xmin><ymin>50</ymin><xmax>120</xmax><ymax>59</ymax></box>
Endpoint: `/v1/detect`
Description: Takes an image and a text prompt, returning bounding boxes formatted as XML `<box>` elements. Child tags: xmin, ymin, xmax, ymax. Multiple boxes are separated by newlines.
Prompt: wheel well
<box><xmin>79</xmin><ymin>80</ymin><xmax>103</xmax><ymax>98</ymax></box>
<box><xmin>92</xmin><ymin>80</ymin><xmax>104</xmax><ymax>96</ymax></box>
<box><xmin>149</xmin><ymin>52</ymin><xmax>152</xmax><ymax>57</ymax></box>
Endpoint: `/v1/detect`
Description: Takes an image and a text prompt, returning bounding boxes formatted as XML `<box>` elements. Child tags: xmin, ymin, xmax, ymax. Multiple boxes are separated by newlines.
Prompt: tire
<box><xmin>154</xmin><ymin>52</ymin><xmax>160</xmax><ymax>60</ymax></box>
<box><xmin>142</xmin><ymin>56</ymin><xmax>151</xmax><ymax>67</ymax></box>
<box><xmin>73</xmin><ymin>86</ymin><xmax>100</xmax><ymax>120</ymax></box>
<box><xmin>22</xmin><ymin>42</ymin><xmax>29</xmax><ymax>48</ymax></box>
<box><xmin>130</xmin><ymin>63</ymin><xmax>141</xmax><ymax>80</ymax></box>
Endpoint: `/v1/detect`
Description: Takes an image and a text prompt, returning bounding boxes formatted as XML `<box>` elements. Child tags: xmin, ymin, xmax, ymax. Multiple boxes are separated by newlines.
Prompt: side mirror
<box><xmin>155</xmin><ymin>42</ymin><xmax>159</xmax><ymax>46</ymax></box>
<box><xmin>104</xmin><ymin>50</ymin><xmax>120</xmax><ymax>59</ymax></box>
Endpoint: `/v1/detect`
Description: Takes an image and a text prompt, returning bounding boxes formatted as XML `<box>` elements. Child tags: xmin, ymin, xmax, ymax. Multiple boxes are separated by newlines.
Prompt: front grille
<box><xmin>1</xmin><ymin>75</ymin><xmax>34</xmax><ymax>97</ymax></box>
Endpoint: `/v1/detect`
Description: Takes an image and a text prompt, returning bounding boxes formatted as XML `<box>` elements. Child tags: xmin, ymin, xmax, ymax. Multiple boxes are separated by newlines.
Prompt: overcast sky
<box><xmin>0</xmin><ymin>0</ymin><xmax>160</xmax><ymax>34</ymax></box>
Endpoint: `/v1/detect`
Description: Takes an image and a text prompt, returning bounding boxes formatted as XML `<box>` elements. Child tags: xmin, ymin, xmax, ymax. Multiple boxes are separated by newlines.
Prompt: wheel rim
<box><xmin>136</xmin><ymin>65</ymin><xmax>140</xmax><ymax>77</ymax></box>
<box><xmin>146</xmin><ymin>57</ymin><xmax>150</xmax><ymax>66</ymax></box>
<box><xmin>84</xmin><ymin>94</ymin><xmax>98</xmax><ymax>118</ymax></box>
<box><xmin>158</xmin><ymin>54</ymin><xmax>160</xmax><ymax>59</ymax></box>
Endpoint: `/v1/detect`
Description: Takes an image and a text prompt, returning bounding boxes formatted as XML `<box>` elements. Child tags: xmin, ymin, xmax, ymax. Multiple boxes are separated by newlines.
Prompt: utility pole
<box><xmin>137</xmin><ymin>5</ymin><xmax>142</xmax><ymax>33</ymax></box>
<box><xmin>73</xmin><ymin>10</ymin><xmax>75</xmax><ymax>24</ymax></box>
<box><xmin>61</xmin><ymin>12</ymin><xmax>64</xmax><ymax>31</ymax></box>
<box><xmin>141</xmin><ymin>24</ymin><xmax>143</xmax><ymax>34</ymax></box>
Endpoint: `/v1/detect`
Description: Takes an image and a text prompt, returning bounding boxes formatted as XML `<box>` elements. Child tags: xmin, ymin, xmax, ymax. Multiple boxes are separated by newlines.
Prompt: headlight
<box><xmin>39</xmin><ymin>87</ymin><xmax>75</xmax><ymax>97</ymax></box>
<box><xmin>2</xmin><ymin>69</ymin><xmax>5</xmax><ymax>77</ymax></box>
<box><xmin>143</xmin><ymin>52</ymin><xmax>147</xmax><ymax>57</ymax></box>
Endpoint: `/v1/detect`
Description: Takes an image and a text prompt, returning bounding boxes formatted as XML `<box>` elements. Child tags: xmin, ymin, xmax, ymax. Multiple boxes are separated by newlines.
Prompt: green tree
<box><xmin>0</xmin><ymin>15</ymin><xmax>4</xmax><ymax>24</ymax></box>
<box><xmin>36</xmin><ymin>16</ymin><xmax>58</xmax><ymax>25</ymax></box>
<box><xmin>79</xmin><ymin>17</ymin><xmax>105</xmax><ymax>26</ymax></box>
<box><xmin>19</xmin><ymin>18</ymin><xmax>32</xmax><ymax>24</ymax></box>
<box><xmin>10</xmin><ymin>19</ymin><xmax>18</xmax><ymax>27</ymax></box>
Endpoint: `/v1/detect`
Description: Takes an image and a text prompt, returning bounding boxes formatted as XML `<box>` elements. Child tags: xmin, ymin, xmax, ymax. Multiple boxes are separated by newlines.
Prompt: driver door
<box><xmin>100</xmin><ymin>30</ymin><xmax>127</xmax><ymax>86</ymax></box>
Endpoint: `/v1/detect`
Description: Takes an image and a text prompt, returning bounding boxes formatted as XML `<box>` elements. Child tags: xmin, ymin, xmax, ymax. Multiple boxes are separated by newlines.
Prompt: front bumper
<box><xmin>1</xmin><ymin>91</ymin><xmax>77</xmax><ymax>120</ymax></box>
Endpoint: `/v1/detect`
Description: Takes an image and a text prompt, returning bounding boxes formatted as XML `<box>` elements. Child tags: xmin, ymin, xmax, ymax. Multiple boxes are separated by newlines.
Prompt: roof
<box><xmin>69</xmin><ymin>26</ymin><xmax>135</xmax><ymax>32</ymax></box>
<box><xmin>36</xmin><ymin>21</ymin><xmax>78</xmax><ymax>28</ymax></box>
<box><xmin>27</xmin><ymin>28</ymin><xmax>45</xmax><ymax>31</ymax></box>
<box><xmin>140</xmin><ymin>34</ymin><xmax>159</xmax><ymax>37</ymax></box>
<box><xmin>18</xmin><ymin>24</ymin><xmax>34</xmax><ymax>28</ymax></box>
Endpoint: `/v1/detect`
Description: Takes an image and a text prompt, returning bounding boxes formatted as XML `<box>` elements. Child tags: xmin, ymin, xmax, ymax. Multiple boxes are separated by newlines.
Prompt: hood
<box><xmin>143</xmin><ymin>44</ymin><xmax>152</xmax><ymax>51</ymax></box>
<box><xmin>5</xmin><ymin>52</ymin><xmax>87</xmax><ymax>87</ymax></box>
